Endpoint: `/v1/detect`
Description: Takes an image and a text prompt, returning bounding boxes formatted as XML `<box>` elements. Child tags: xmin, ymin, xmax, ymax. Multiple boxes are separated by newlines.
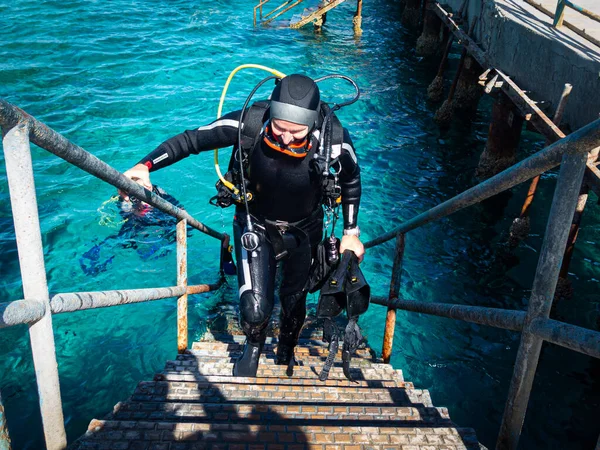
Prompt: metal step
<box><xmin>74</xmin><ymin>419</ymin><xmax>481</xmax><ymax>449</ymax></box>
<box><xmin>131</xmin><ymin>380</ymin><xmax>431</xmax><ymax>406</ymax></box>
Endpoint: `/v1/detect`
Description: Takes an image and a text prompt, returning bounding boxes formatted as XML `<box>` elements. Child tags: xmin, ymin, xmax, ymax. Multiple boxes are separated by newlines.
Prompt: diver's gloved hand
<box><xmin>119</xmin><ymin>163</ymin><xmax>153</xmax><ymax>201</ymax></box>
<box><xmin>340</xmin><ymin>235</ymin><xmax>365</xmax><ymax>263</ymax></box>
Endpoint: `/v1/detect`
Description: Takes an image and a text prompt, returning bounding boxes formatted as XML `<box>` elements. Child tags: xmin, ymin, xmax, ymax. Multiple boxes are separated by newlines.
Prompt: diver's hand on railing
<box><xmin>119</xmin><ymin>164</ymin><xmax>153</xmax><ymax>201</ymax></box>
<box><xmin>340</xmin><ymin>235</ymin><xmax>365</xmax><ymax>263</ymax></box>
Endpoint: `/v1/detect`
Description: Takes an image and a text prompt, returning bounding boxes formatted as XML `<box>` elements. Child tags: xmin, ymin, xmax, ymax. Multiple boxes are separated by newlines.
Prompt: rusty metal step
<box><xmin>73</xmin><ymin>419</ymin><xmax>481</xmax><ymax>449</ymax></box>
<box><xmin>151</xmin><ymin>373</ymin><xmax>409</xmax><ymax>389</ymax></box>
<box><xmin>130</xmin><ymin>380</ymin><xmax>431</xmax><ymax>406</ymax></box>
<box><xmin>177</xmin><ymin>354</ymin><xmax>377</xmax><ymax>368</ymax></box>
<box><xmin>161</xmin><ymin>360</ymin><xmax>403</xmax><ymax>382</ymax></box>
<box><xmin>108</xmin><ymin>401</ymin><xmax>451</xmax><ymax>426</ymax></box>
<box><xmin>189</xmin><ymin>342</ymin><xmax>376</xmax><ymax>360</ymax></box>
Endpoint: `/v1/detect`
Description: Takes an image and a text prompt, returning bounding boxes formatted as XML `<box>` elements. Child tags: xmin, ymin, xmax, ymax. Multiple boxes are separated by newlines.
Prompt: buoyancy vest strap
<box><xmin>240</xmin><ymin>101</ymin><xmax>270</xmax><ymax>153</ymax></box>
<box><xmin>319</xmin><ymin>103</ymin><xmax>344</xmax><ymax>154</ymax></box>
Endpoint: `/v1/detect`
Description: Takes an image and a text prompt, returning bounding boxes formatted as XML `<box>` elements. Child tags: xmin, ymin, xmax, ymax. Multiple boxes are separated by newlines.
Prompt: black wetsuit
<box><xmin>138</xmin><ymin>105</ymin><xmax>361</xmax><ymax>352</ymax></box>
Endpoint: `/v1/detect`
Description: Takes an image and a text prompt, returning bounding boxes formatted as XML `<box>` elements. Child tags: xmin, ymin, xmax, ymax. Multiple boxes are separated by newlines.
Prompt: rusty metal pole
<box><xmin>520</xmin><ymin>84</ymin><xmax>573</xmax><ymax>219</ymax></box>
<box><xmin>177</xmin><ymin>218</ymin><xmax>188</xmax><ymax>354</ymax></box>
<box><xmin>353</xmin><ymin>0</ymin><xmax>363</xmax><ymax>36</ymax></box>
<box><xmin>0</xmin><ymin>391</ymin><xmax>11</xmax><ymax>450</ymax></box>
<box><xmin>559</xmin><ymin>185</ymin><xmax>589</xmax><ymax>279</ymax></box>
<box><xmin>2</xmin><ymin>122</ymin><xmax>66</xmax><ymax>450</ymax></box>
<box><xmin>497</xmin><ymin>146</ymin><xmax>588</xmax><ymax>450</ymax></box>
<box><xmin>509</xmin><ymin>84</ymin><xmax>574</xmax><ymax>246</ymax></box>
<box><xmin>417</xmin><ymin>0</ymin><xmax>442</xmax><ymax>56</ymax></box>
<box><xmin>382</xmin><ymin>233</ymin><xmax>406</xmax><ymax>363</ymax></box>
<box><xmin>427</xmin><ymin>34</ymin><xmax>454</xmax><ymax>102</ymax></box>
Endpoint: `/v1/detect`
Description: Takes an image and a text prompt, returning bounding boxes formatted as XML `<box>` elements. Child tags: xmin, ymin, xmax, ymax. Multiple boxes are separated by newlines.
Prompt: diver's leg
<box><xmin>233</xmin><ymin>217</ymin><xmax>276</xmax><ymax>376</ymax></box>
<box><xmin>276</xmin><ymin>218</ymin><xmax>323</xmax><ymax>365</ymax></box>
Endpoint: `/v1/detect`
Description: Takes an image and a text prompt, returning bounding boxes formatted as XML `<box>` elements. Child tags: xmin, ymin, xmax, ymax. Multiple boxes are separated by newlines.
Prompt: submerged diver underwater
<box><xmin>119</xmin><ymin>69</ymin><xmax>371</xmax><ymax>379</ymax></box>
<box><xmin>80</xmin><ymin>185</ymin><xmax>186</xmax><ymax>276</ymax></box>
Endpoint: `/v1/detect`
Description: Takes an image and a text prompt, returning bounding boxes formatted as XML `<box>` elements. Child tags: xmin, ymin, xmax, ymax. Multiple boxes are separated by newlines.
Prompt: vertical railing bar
<box><xmin>177</xmin><ymin>219</ymin><xmax>188</xmax><ymax>354</ymax></box>
<box><xmin>496</xmin><ymin>147</ymin><xmax>589</xmax><ymax>450</ymax></box>
<box><xmin>0</xmin><ymin>390</ymin><xmax>11</xmax><ymax>450</ymax></box>
<box><xmin>382</xmin><ymin>233</ymin><xmax>406</xmax><ymax>363</ymax></box>
<box><xmin>2</xmin><ymin>122</ymin><xmax>66</xmax><ymax>449</ymax></box>
<box><xmin>554</xmin><ymin>0</ymin><xmax>567</xmax><ymax>27</ymax></box>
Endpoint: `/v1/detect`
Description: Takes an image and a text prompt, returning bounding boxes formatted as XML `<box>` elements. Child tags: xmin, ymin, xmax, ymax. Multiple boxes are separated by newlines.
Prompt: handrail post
<box><xmin>382</xmin><ymin>233</ymin><xmax>405</xmax><ymax>363</ymax></box>
<box><xmin>496</xmin><ymin>146</ymin><xmax>589</xmax><ymax>450</ymax></box>
<box><xmin>177</xmin><ymin>218</ymin><xmax>188</xmax><ymax>354</ymax></box>
<box><xmin>0</xmin><ymin>390</ymin><xmax>11</xmax><ymax>450</ymax></box>
<box><xmin>2</xmin><ymin>122</ymin><xmax>66</xmax><ymax>449</ymax></box>
<box><xmin>553</xmin><ymin>0</ymin><xmax>567</xmax><ymax>27</ymax></box>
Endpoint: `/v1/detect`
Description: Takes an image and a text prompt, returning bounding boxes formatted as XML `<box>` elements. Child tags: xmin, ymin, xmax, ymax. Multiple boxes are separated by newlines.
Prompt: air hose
<box><xmin>213</xmin><ymin>64</ymin><xmax>286</xmax><ymax>196</ymax></box>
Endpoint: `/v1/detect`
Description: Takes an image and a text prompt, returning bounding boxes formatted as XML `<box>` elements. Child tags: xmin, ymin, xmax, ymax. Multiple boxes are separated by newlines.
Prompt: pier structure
<box><xmin>253</xmin><ymin>0</ymin><xmax>364</xmax><ymax>34</ymax></box>
<box><xmin>410</xmin><ymin>0</ymin><xmax>600</xmax><ymax>297</ymax></box>
<box><xmin>2</xmin><ymin>86</ymin><xmax>600</xmax><ymax>449</ymax></box>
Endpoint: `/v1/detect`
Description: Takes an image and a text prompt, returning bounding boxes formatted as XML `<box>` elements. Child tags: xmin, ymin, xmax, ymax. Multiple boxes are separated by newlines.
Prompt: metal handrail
<box><xmin>365</xmin><ymin>117</ymin><xmax>600</xmax><ymax>248</ymax></box>
<box><xmin>0</xmin><ymin>100</ymin><xmax>225</xmax><ymax>241</ymax></box>
<box><xmin>0</xmin><ymin>100</ymin><xmax>227</xmax><ymax>449</ymax></box>
<box><xmin>553</xmin><ymin>0</ymin><xmax>600</xmax><ymax>27</ymax></box>
<box><xmin>2</xmin><ymin>95</ymin><xmax>600</xmax><ymax>449</ymax></box>
<box><xmin>523</xmin><ymin>0</ymin><xmax>600</xmax><ymax>48</ymax></box>
<box><xmin>369</xmin><ymin>119</ymin><xmax>600</xmax><ymax>450</ymax></box>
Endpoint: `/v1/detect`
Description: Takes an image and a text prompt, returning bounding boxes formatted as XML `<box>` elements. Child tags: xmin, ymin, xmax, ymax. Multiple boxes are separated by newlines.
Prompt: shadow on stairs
<box><xmin>70</xmin><ymin>325</ymin><xmax>484</xmax><ymax>449</ymax></box>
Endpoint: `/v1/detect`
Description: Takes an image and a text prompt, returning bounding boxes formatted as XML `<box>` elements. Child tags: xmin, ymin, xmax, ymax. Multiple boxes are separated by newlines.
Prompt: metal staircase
<box><xmin>254</xmin><ymin>0</ymin><xmax>359</xmax><ymax>32</ymax></box>
<box><xmin>69</xmin><ymin>328</ymin><xmax>482</xmax><ymax>449</ymax></box>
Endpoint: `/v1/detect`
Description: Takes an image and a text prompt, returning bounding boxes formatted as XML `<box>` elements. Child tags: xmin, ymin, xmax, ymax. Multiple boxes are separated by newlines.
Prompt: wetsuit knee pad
<box><xmin>239</xmin><ymin>290</ymin><xmax>271</xmax><ymax>338</ymax></box>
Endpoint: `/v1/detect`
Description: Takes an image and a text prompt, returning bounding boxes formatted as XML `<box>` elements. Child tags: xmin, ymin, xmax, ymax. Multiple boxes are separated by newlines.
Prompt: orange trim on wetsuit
<box><xmin>262</xmin><ymin>125</ymin><xmax>311</xmax><ymax>158</ymax></box>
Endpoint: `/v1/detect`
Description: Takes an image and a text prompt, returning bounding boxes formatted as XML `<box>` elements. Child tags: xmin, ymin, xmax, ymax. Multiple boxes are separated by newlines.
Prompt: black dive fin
<box><xmin>342</xmin><ymin>318</ymin><xmax>364</xmax><ymax>383</ymax></box>
<box><xmin>345</xmin><ymin>252</ymin><xmax>371</xmax><ymax>318</ymax></box>
<box><xmin>319</xmin><ymin>319</ymin><xmax>339</xmax><ymax>381</ymax></box>
<box><xmin>316</xmin><ymin>250</ymin><xmax>354</xmax><ymax>318</ymax></box>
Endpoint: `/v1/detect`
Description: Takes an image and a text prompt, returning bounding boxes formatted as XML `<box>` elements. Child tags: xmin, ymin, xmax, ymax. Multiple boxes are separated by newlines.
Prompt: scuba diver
<box><xmin>81</xmin><ymin>184</ymin><xmax>185</xmax><ymax>276</ymax></box>
<box><xmin>120</xmin><ymin>73</ymin><xmax>365</xmax><ymax>377</ymax></box>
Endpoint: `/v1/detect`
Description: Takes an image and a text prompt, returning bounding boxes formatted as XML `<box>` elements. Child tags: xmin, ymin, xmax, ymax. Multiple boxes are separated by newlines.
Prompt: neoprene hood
<box><xmin>270</xmin><ymin>74</ymin><xmax>320</xmax><ymax>128</ymax></box>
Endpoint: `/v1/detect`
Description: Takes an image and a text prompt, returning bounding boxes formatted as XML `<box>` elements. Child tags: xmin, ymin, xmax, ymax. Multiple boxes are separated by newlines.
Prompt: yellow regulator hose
<box><xmin>214</xmin><ymin>64</ymin><xmax>286</xmax><ymax>195</ymax></box>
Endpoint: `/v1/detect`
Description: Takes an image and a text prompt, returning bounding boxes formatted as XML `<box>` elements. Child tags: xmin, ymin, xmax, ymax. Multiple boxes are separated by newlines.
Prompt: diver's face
<box><xmin>271</xmin><ymin>119</ymin><xmax>309</xmax><ymax>145</ymax></box>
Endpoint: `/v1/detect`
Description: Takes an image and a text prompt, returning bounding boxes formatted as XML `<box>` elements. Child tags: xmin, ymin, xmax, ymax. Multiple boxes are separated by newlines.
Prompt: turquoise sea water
<box><xmin>1</xmin><ymin>0</ymin><xmax>599</xmax><ymax>448</ymax></box>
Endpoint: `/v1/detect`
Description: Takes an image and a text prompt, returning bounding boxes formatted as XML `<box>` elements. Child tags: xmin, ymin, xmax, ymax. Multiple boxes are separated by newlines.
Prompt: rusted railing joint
<box><xmin>0</xmin><ymin>299</ymin><xmax>46</xmax><ymax>329</ymax></box>
<box><xmin>529</xmin><ymin>317</ymin><xmax>600</xmax><ymax>359</ymax></box>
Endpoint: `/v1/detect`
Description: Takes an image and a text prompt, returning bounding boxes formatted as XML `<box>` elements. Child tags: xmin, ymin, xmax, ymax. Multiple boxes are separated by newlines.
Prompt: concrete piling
<box><xmin>453</xmin><ymin>55</ymin><xmax>484</xmax><ymax>116</ymax></box>
<box><xmin>416</xmin><ymin>0</ymin><xmax>443</xmax><ymax>56</ymax></box>
<box><xmin>353</xmin><ymin>0</ymin><xmax>363</xmax><ymax>36</ymax></box>
<box><xmin>476</xmin><ymin>91</ymin><xmax>525</xmax><ymax>180</ymax></box>
<box><xmin>427</xmin><ymin>34</ymin><xmax>453</xmax><ymax>102</ymax></box>
<box><xmin>401</xmin><ymin>0</ymin><xmax>422</xmax><ymax>29</ymax></box>
<box><xmin>433</xmin><ymin>19</ymin><xmax>476</xmax><ymax>126</ymax></box>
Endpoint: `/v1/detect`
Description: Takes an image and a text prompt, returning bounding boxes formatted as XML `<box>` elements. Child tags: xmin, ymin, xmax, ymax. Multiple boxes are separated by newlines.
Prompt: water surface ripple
<box><xmin>1</xmin><ymin>1</ymin><xmax>599</xmax><ymax>448</ymax></box>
